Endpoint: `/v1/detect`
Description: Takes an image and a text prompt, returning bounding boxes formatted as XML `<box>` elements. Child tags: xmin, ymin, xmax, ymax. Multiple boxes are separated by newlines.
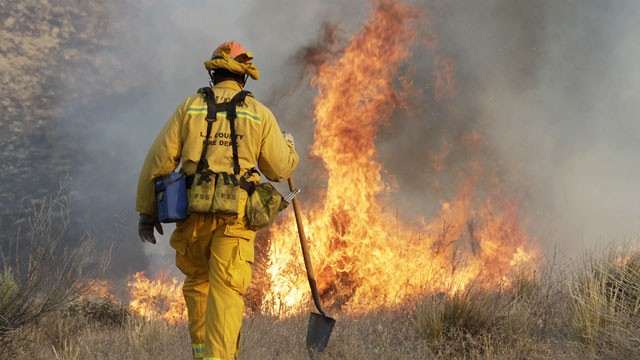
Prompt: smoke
<box><xmin>417</xmin><ymin>0</ymin><xmax>640</xmax><ymax>253</ymax></box>
<box><xmin>42</xmin><ymin>0</ymin><xmax>639</xmax><ymax>275</ymax></box>
<box><xmin>282</xmin><ymin>0</ymin><xmax>640</xmax><ymax>256</ymax></box>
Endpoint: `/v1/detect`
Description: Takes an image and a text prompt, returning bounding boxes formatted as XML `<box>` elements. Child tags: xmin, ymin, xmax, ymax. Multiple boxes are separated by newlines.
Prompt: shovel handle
<box><xmin>288</xmin><ymin>177</ymin><xmax>328</xmax><ymax>317</ymax></box>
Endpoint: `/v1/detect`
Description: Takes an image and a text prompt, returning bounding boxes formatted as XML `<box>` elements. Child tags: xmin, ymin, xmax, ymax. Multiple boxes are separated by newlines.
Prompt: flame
<box><xmin>80</xmin><ymin>279</ymin><xmax>114</xmax><ymax>300</ymax></box>
<box><xmin>261</xmin><ymin>0</ymin><xmax>540</xmax><ymax>316</ymax></box>
<box><xmin>127</xmin><ymin>271</ymin><xmax>187</xmax><ymax>324</ymax></box>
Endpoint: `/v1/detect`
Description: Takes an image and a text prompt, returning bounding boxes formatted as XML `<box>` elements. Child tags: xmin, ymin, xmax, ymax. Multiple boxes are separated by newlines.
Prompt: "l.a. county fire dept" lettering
<box><xmin>200</xmin><ymin>132</ymin><xmax>244</xmax><ymax>147</ymax></box>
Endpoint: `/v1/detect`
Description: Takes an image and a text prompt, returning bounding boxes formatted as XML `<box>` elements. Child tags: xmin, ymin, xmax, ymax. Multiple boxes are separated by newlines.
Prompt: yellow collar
<box><xmin>214</xmin><ymin>80</ymin><xmax>243</xmax><ymax>91</ymax></box>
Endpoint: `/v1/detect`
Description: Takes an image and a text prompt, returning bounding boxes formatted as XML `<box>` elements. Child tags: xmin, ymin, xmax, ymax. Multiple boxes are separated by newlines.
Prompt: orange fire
<box><xmin>81</xmin><ymin>279</ymin><xmax>115</xmax><ymax>300</ymax></box>
<box><xmin>128</xmin><ymin>271</ymin><xmax>187</xmax><ymax>324</ymax></box>
<box><xmin>261</xmin><ymin>0</ymin><xmax>539</xmax><ymax>316</ymax></box>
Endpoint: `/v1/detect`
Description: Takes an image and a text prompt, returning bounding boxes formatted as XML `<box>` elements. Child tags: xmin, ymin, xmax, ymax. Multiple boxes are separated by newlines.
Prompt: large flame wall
<box><xmin>261</xmin><ymin>0</ymin><xmax>539</xmax><ymax>316</ymax></box>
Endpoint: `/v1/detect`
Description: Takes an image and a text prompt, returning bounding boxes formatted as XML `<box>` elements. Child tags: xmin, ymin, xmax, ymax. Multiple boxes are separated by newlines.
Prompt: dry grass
<box><xmin>10</xmin><ymin>246</ymin><xmax>640</xmax><ymax>359</ymax></box>
<box><xmin>8</xmin><ymin>297</ymin><xmax>585</xmax><ymax>360</ymax></box>
<box><xmin>569</xmin><ymin>243</ymin><xmax>640</xmax><ymax>358</ymax></box>
<box><xmin>12</xmin><ymin>312</ymin><xmax>191</xmax><ymax>360</ymax></box>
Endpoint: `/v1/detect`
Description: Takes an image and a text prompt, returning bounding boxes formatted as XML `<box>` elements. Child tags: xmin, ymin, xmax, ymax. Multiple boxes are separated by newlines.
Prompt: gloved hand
<box><xmin>138</xmin><ymin>213</ymin><xmax>163</xmax><ymax>244</ymax></box>
<box><xmin>282</xmin><ymin>132</ymin><xmax>295</xmax><ymax>148</ymax></box>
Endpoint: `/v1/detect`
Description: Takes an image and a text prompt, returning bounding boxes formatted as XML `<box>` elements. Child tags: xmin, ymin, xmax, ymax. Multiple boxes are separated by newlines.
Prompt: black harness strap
<box><xmin>197</xmin><ymin>87</ymin><xmax>218</xmax><ymax>173</ymax></box>
<box><xmin>196</xmin><ymin>87</ymin><xmax>250</xmax><ymax>178</ymax></box>
<box><xmin>227</xmin><ymin>90</ymin><xmax>248</xmax><ymax>177</ymax></box>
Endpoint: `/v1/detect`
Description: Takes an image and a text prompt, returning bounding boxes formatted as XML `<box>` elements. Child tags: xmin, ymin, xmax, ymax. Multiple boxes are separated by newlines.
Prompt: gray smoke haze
<box><xmin>57</xmin><ymin>0</ymin><xmax>640</xmax><ymax>276</ymax></box>
<box><xmin>371</xmin><ymin>0</ymin><xmax>640</xmax><ymax>256</ymax></box>
<box><xmin>427</xmin><ymin>0</ymin><xmax>640</xmax><ymax>252</ymax></box>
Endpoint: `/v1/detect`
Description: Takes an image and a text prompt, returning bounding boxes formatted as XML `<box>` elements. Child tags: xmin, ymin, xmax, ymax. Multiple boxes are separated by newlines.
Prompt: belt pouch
<box><xmin>246</xmin><ymin>182</ymin><xmax>287</xmax><ymax>230</ymax></box>
<box><xmin>213</xmin><ymin>173</ymin><xmax>241</xmax><ymax>215</ymax></box>
<box><xmin>188</xmin><ymin>171</ymin><xmax>216</xmax><ymax>213</ymax></box>
<box><xmin>155</xmin><ymin>172</ymin><xmax>188</xmax><ymax>223</ymax></box>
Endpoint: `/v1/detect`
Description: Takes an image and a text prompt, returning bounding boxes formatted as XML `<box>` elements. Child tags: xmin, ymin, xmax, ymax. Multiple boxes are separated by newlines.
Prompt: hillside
<box><xmin>0</xmin><ymin>1</ymin><xmax>120</xmax><ymax>211</ymax></box>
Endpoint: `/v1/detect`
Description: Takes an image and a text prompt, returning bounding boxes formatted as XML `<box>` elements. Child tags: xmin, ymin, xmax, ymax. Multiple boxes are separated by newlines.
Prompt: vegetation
<box><xmin>0</xmin><ymin>186</ymin><xmax>102</xmax><ymax>357</ymax></box>
<box><xmin>0</xmin><ymin>185</ymin><xmax>637</xmax><ymax>359</ymax></box>
<box><xmin>4</xmin><ymin>240</ymin><xmax>640</xmax><ymax>359</ymax></box>
<box><xmin>570</xmin><ymin>245</ymin><xmax>640</xmax><ymax>358</ymax></box>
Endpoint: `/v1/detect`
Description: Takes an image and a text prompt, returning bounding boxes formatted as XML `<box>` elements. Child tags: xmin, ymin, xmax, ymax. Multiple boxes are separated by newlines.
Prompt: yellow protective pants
<box><xmin>170</xmin><ymin>213</ymin><xmax>255</xmax><ymax>360</ymax></box>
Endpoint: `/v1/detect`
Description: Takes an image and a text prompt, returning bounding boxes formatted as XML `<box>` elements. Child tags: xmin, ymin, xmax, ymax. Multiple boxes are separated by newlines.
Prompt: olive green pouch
<box><xmin>213</xmin><ymin>173</ymin><xmax>242</xmax><ymax>215</ymax></box>
<box><xmin>246</xmin><ymin>182</ymin><xmax>288</xmax><ymax>230</ymax></box>
<box><xmin>188</xmin><ymin>171</ymin><xmax>216</xmax><ymax>213</ymax></box>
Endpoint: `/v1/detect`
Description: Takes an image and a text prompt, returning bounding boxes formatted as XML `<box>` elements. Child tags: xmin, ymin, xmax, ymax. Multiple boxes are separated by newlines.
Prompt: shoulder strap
<box><xmin>227</xmin><ymin>90</ymin><xmax>250</xmax><ymax>176</ymax></box>
<box><xmin>196</xmin><ymin>87</ymin><xmax>217</xmax><ymax>173</ymax></box>
<box><xmin>195</xmin><ymin>88</ymin><xmax>251</xmax><ymax>176</ymax></box>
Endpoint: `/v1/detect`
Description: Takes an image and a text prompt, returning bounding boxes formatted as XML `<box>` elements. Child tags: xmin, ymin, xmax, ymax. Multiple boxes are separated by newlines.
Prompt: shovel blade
<box><xmin>306</xmin><ymin>312</ymin><xmax>336</xmax><ymax>354</ymax></box>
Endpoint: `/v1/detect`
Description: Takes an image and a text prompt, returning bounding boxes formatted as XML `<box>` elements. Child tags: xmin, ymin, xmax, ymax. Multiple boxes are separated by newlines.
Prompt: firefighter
<box><xmin>136</xmin><ymin>41</ymin><xmax>298</xmax><ymax>359</ymax></box>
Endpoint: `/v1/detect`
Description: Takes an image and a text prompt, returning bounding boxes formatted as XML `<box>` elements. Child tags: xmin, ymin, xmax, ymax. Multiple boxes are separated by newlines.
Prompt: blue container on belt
<box><xmin>155</xmin><ymin>173</ymin><xmax>188</xmax><ymax>223</ymax></box>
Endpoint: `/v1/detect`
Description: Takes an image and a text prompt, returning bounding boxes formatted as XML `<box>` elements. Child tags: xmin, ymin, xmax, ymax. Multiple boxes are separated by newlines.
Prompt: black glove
<box><xmin>138</xmin><ymin>213</ymin><xmax>163</xmax><ymax>244</ymax></box>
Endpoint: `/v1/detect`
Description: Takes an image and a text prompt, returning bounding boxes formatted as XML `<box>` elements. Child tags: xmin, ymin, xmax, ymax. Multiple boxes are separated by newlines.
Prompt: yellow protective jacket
<box><xmin>136</xmin><ymin>80</ymin><xmax>299</xmax><ymax>215</ymax></box>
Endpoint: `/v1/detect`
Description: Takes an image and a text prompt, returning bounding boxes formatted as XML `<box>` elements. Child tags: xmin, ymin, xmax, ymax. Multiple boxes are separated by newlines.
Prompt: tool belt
<box><xmin>186</xmin><ymin>170</ymin><xmax>256</xmax><ymax>215</ymax></box>
<box><xmin>187</xmin><ymin>169</ymin><xmax>288</xmax><ymax>229</ymax></box>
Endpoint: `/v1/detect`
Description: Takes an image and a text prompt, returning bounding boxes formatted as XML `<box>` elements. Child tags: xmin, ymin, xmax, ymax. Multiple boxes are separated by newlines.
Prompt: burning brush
<box><xmin>260</xmin><ymin>0</ymin><xmax>540</xmax><ymax>317</ymax></box>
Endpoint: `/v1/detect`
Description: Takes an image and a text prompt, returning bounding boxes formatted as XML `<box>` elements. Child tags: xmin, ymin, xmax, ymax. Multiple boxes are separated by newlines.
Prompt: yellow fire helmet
<box><xmin>204</xmin><ymin>41</ymin><xmax>260</xmax><ymax>80</ymax></box>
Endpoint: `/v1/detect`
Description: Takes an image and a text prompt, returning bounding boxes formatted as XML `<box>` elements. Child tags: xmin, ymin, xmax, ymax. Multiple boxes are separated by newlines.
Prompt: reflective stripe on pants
<box><xmin>192</xmin><ymin>343</ymin><xmax>205</xmax><ymax>359</ymax></box>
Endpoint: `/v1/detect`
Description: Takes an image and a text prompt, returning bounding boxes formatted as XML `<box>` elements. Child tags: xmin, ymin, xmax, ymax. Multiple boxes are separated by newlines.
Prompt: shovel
<box><xmin>287</xmin><ymin>177</ymin><xmax>336</xmax><ymax>355</ymax></box>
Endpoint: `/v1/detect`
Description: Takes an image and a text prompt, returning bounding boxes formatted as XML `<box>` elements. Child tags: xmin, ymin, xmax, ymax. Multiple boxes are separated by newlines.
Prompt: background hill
<box><xmin>0</xmin><ymin>1</ymin><xmax>109</xmax><ymax>206</ymax></box>
<box><xmin>0</xmin><ymin>1</ymin><xmax>150</xmax><ymax>273</ymax></box>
